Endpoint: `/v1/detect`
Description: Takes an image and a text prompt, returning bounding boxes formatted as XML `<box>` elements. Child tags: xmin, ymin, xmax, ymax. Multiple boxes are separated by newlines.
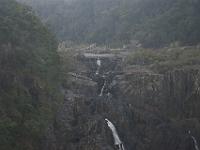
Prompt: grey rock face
<box><xmin>43</xmin><ymin>51</ymin><xmax>200</xmax><ymax>150</ymax></box>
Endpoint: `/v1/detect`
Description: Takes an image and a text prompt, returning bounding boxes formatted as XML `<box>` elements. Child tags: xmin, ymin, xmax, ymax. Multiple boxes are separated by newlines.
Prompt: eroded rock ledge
<box><xmin>44</xmin><ymin>49</ymin><xmax>200</xmax><ymax>150</ymax></box>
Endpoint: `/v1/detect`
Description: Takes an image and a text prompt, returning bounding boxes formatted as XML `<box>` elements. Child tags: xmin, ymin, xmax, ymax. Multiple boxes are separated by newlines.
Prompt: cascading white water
<box><xmin>99</xmin><ymin>80</ymin><xmax>106</xmax><ymax>96</ymax></box>
<box><xmin>189</xmin><ymin>130</ymin><xmax>199</xmax><ymax>150</ymax></box>
<box><xmin>95</xmin><ymin>58</ymin><xmax>101</xmax><ymax>75</ymax></box>
<box><xmin>105</xmin><ymin>118</ymin><xmax>125</xmax><ymax>150</ymax></box>
<box><xmin>95</xmin><ymin>58</ymin><xmax>107</xmax><ymax>96</ymax></box>
<box><xmin>97</xmin><ymin>58</ymin><xmax>101</xmax><ymax>66</ymax></box>
<box><xmin>191</xmin><ymin>136</ymin><xmax>200</xmax><ymax>150</ymax></box>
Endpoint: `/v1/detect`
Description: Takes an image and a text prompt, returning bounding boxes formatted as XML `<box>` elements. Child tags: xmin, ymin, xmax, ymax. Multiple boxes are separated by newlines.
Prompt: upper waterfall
<box><xmin>96</xmin><ymin>58</ymin><xmax>101</xmax><ymax>75</ymax></box>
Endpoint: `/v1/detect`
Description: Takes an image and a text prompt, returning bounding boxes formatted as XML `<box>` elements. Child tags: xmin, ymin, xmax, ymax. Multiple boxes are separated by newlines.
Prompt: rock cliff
<box><xmin>44</xmin><ymin>49</ymin><xmax>200</xmax><ymax>150</ymax></box>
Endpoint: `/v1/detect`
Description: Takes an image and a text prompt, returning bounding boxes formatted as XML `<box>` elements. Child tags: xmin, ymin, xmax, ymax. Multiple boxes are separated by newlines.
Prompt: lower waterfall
<box><xmin>189</xmin><ymin>130</ymin><xmax>199</xmax><ymax>150</ymax></box>
<box><xmin>105</xmin><ymin>118</ymin><xmax>125</xmax><ymax>150</ymax></box>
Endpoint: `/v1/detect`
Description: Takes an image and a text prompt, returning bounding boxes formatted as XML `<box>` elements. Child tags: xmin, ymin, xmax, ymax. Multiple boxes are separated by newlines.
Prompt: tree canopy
<box><xmin>0</xmin><ymin>0</ymin><xmax>62</xmax><ymax>149</ymax></box>
<box><xmin>18</xmin><ymin>0</ymin><xmax>200</xmax><ymax>48</ymax></box>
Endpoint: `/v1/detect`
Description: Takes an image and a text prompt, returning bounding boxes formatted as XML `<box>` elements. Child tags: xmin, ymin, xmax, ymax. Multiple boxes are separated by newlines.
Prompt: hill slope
<box><xmin>0</xmin><ymin>0</ymin><xmax>62</xmax><ymax>150</ymax></box>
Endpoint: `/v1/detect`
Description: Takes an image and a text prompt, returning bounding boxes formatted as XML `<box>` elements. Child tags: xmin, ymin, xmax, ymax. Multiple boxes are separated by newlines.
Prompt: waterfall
<box><xmin>97</xmin><ymin>58</ymin><xmax>101</xmax><ymax>66</ymax></box>
<box><xmin>189</xmin><ymin>130</ymin><xmax>199</xmax><ymax>150</ymax></box>
<box><xmin>95</xmin><ymin>58</ymin><xmax>101</xmax><ymax>75</ymax></box>
<box><xmin>99</xmin><ymin>80</ymin><xmax>106</xmax><ymax>96</ymax></box>
<box><xmin>105</xmin><ymin>118</ymin><xmax>125</xmax><ymax>150</ymax></box>
<box><xmin>191</xmin><ymin>136</ymin><xmax>199</xmax><ymax>150</ymax></box>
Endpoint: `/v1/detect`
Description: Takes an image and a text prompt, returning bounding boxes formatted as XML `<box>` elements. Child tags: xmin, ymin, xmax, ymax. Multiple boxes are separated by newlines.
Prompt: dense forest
<box><xmin>18</xmin><ymin>0</ymin><xmax>200</xmax><ymax>48</ymax></box>
<box><xmin>0</xmin><ymin>0</ymin><xmax>63</xmax><ymax>149</ymax></box>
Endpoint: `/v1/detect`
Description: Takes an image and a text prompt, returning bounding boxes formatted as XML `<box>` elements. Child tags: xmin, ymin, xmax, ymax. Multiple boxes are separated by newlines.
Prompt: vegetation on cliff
<box><xmin>126</xmin><ymin>46</ymin><xmax>200</xmax><ymax>73</ymax></box>
<box><xmin>0</xmin><ymin>0</ymin><xmax>63</xmax><ymax>149</ymax></box>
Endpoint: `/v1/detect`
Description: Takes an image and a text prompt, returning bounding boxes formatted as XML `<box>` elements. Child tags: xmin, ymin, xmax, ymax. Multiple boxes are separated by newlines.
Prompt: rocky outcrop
<box><xmin>44</xmin><ymin>51</ymin><xmax>200</xmax><ymax>150</ymax></box>
<box><xmin>110</xmin><ymin>67</ymin><xmax>200</xmax><ymax>150</ymax></box>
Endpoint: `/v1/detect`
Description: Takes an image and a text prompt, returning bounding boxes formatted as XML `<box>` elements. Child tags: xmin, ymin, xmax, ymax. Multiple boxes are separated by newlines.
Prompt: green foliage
<box><xmin>0</xmin><ymin>0</ymin><xmax>63</xmax><ymax>149</ymax></box>
<box><xmin>133</xmin><ymin>0</ymin><xmax>200</xmax><ymax>48</ymax></box>
<box><xmin>126</xmin><ymin>49</ymin><xmax>166</xmax><ymax>65</ymax></box>
<box><xmin>126</xmin><ymin>46</ymin><xmax>200</xmax><ymax>73</ymax></box>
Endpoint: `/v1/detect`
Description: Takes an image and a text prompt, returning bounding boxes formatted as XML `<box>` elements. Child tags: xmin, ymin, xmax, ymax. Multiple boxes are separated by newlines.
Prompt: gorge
<box><xmin>43</xmin><ymin>46</ymin><xmax>200</xmax><ymax>150</ymax></box>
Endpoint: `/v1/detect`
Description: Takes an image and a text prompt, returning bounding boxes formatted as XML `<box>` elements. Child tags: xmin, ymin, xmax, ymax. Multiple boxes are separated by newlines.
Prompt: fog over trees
<box><xmin>17</xmin><ymin>0</ymin><xmax>200</xmax><ymax>48</ymax></box>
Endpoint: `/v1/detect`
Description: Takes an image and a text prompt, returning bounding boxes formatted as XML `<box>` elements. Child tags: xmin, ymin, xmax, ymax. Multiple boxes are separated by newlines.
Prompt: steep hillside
<box><xmin>0</xmin><ymin>0</ymin><xmax>63</xmax><ymax>150</ymax></box>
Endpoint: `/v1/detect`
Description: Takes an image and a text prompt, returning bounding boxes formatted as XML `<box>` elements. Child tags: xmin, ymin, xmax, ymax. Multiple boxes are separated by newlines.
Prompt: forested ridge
<box><xmin>0</xmin><ymin>0</ymin><xmax>63</xmax><ymax>149</ymax></box>
<box><xmin>18</xmin><ymin>0</ymin><xmax>200</xmax><ymax>48</ymax></box>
